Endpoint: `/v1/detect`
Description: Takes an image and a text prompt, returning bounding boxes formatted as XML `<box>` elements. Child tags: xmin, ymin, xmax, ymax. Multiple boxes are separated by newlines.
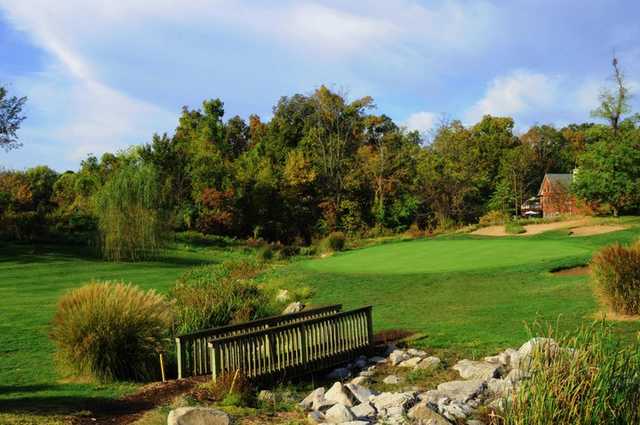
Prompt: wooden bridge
<box><xmin>175</xmin><ymin>304</ymin><xmax>374</xmax><ymax>381</ymax></box>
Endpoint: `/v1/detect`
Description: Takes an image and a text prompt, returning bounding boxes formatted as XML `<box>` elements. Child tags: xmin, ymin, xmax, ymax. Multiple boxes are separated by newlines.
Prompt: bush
<box><xmin>479</xmin><ymin>210</ymin><xmax>509</xmax><ymax>226</ymax></box>
<box><xmin>322</xmin><ymin>231</ymin><xmax>347</xmax><ymax>252</ymax></box>
<box><xmin>504</xmin><ymin>221</ymin><xmax>526</xmax><ymax>234</ymax></box>
<box><xmin>256</xmin><ymin>244</ymin><xmax>274</xmax><ymax>261</ymax></box>
<box><xmin>193</xmin><ymin>371</ymin><xmax>252</xmax><ymax>406</ymax></box>
<box><xmin>171</xmin><ymin>260</ymin><xmax>275</xmax><ymax>334</ymax></box>
<box><xmin>591</xmin><ymin>242</ymin><xmax>640</xmax><ymax>315</ymax></box>
<box><xmin>50</xmin><ymin>281</ymin><xmax>173</xmax><ymax>382</ymax></box>
<box><xmin>492</xmin><ymin>322</ymin><xmax>640</xmax><ymax>425</ymax></box>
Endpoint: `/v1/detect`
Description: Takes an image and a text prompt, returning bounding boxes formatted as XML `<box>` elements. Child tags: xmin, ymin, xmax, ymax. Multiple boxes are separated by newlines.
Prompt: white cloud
<box><xmin>465</xmin><ymin>70</ymin><xmax>559</xmax><ymax>123</ymax></box>
<box><xmin>404</xmin><ymin>111</ymin><xmax>438</xmax><ymax>134</ymax></box>
<box><xmin>0</xmin><ymin>0</ymin><xmax>501</xmax><ymax>168</ymax></box>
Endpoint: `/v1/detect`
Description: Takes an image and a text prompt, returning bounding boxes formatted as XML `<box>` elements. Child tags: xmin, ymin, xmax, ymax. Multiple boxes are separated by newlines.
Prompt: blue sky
<box><xmin>1</xmin><ymin>0</ymin><xmax>639</xmax><ymax>171</ymax></box>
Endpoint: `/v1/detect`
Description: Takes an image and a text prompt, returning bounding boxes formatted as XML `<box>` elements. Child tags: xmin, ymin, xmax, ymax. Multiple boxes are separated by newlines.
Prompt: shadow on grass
<box><xmin>0</xmin><ymin>395</ymin><xmax>151</xmax><ymax>417</ymax></box>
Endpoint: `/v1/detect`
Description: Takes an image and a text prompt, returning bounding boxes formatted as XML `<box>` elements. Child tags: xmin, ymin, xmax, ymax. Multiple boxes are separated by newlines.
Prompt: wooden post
<box><xmin>210</xmin><ymin>342</ymin><xmax>217</xmax><ymax>382</ymax></box>
<box><xmin>366</xmin><ymin>307</ymin><xmax>374</xmax><ymax>351</ymax></box>
<box><xmin>175</xmin><ymin>337</ymin><xmax>183</xmax><ymax>380</ymax></box>
<box><xmin>159</xmin><ymin>352</ymin><xmax>166</xmax><ymax>383</ymax></box>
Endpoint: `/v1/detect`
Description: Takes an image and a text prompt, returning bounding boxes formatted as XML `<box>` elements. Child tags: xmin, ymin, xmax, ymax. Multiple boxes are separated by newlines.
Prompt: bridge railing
<box><xmin>207</xmin><ymin>306</ymin><xmax>374</xmax><ymax>382</ymax></box>
<box><xmin>175</xmin><ymin>304</ymin><xmax>342</xmax><ymax>378</ymax></box>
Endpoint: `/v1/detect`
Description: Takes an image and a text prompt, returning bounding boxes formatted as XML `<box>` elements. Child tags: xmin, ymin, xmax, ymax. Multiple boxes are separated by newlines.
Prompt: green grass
<box><xmin>279</xmin><ymin>226</ymin><xmax>640</xmax><ymax>357</ymax></box>
<box><xmin>2</xmin><ymin>220</ymin><xmax>640</xmax><ymax>421</ymax></box>
<box><xmin>0</xmin><ymin>241</ymin><xmax>247</xmax><ymax>418</ymax></box>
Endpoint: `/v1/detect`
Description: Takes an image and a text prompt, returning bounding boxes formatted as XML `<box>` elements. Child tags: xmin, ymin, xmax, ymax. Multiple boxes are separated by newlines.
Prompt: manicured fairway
<box><xmin>292</xmin><ymin>230</ymin><xmax>640</xmax><ymax>355</ymax></box>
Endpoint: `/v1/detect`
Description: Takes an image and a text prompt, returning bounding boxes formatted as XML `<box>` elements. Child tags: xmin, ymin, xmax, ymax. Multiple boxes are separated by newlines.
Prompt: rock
<box><xmin>467</xmin><ymin>420</ymin><xmax>486</xmax><ymax>425</ymax></box>
<box><xmin>359</xmin><ymin>370</ymin><xmax>375</xmax><ymax>378</ymax></box>
<box><xmin>325</xmin><ymin>382</ymin><xmax>355</xmax><ymax>407</ymax></box>
<box><xmin>436</xmin><ymin>380</ymin><xmax>486</xmax><ymax>403</ymax></box>
<box><xmin>453</xmin><ymin>359</ymin><xmax>503</xmax><ymax>380</ymax></box>
<box><xmin>408</xmin><ymin>403</ymin><xmax>450</xmax><ymax>425</ymax></box>
<box><xmin>327</xmin><ymin>367</ymin><xmax>351</xmax><ymax>380</ymax></box>
<box><xmin>415</xmin><ymin>356</ymin><xmax>441</xmax><ymax>372</ymax></box>
<box><xmin>369</xmin><ymin>356</ymin><xmax>386</xmax><ymax>364</ymax></box>
<box><xmin>407</xmin><ymin>348</ymin><xmax>428</xmax><ymax>357</ymax></box>
<box><xmin>350</xmin><ymin>376</ymin><xmax>369</xmax><ymax>386</ymax></box>
<box><xmin>398</xmin><ymin>357</ymin><xmax>422</xmax><ymax>368</ymax></box>
<box><xmin>419</xmin><ymin>389</ymin><xmax>447</xmax><ymax>404</ymax></box>
<box><xmin>345</xmin><ymin>383</ymin><xmax>375</xmax><ymax>404</ymax></box>
<box><xmin>506</xmin><ymin>368</ymin><xmax>530</xmax><ymax>384</ymax></box>
<box><xmin>282</xmin><ymin>301</ymin><xmax>304</xmax><ymax>314</ymax></box>
<box><xmin>307</xmin><ymin>411</ymin><xmax>325</xmax><ymax>424</ymax></box>
<box><xmin>275</xmin><ymin>289</ymin><xmax>290</xmax><ymax>302</ymax></box>
<box><xmin>487</xmin><ymin>378</ymin><xmax>514</xmax><ymax>397</ymax></box>
<box><xmin>340</xmin><ymin>422</ymin><xmax>370</xmax><ymax>425</ymax></box>
<box><xmin>518</xmin><ymin>337</ymin><xmax>559</xmax><ymax>358</ymax></box>
<box><xmin>351</xmin><ymin>402</ymin><xmax>376</xmax><ymax>419</ymax></box>
<box><xmin>370</xmin><ymin>391</ymin><xmax>416</xmax><ymax>411</ymax></box>
<box><xmin>383</xmin><ymin>375</ymin><xmax>401</xmax><ymax>385</ymax></box>
<box><xmin>167</xmin><ymin>407</ymin><xmax>231</xmax><ymax>425</ymax></box>
<box><xmin>354</xmin><ymin>356</ymin><xmax>368</xmax><ymax>369</ymax></box>
<box><xmin>439</xmin><ymin>400</ymin><xmax>473</xmax><ymax>421</ymax></box>
<box><xmin>324</xmin><ymin>403</ymin><xmax>356</xmax><ymax>424</ymax></box>
<box><xmin>389</xmin><ymin>349</ymin><xmax>410</xmax><ymax>366</ymax></box>
<box><xmin>300</xmin><ymin>387</ymin><xmax>325</xmax><ymax>410</ymax></box>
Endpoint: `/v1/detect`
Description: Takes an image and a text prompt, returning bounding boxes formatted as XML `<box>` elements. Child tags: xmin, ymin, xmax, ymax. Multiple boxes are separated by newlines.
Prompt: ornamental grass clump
<box><xmin>591</xmin><ymin>242</ymin><xmax>640</xmax><ymax>315</ymax></box>
<box><xmin>50</xmin><ymin>281</ymin><xmax>173</xmax><ymax>382</ymax></box>
<box><xmin>491</xmin><ymin>322</ymin><xmax>640</xmax><ymax>425</ymax></box>
<box><xmin>171</xmin><ymin>259</ymin><xmax>275</xmax><ymax>335</ymax></box>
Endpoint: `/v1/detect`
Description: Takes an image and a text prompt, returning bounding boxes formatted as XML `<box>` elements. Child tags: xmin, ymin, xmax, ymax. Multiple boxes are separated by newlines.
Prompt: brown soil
<box><xmin>568</xmin><ymin>224</ymin><xmax>628</xmax><ymax>236</ymax></box>
<box><xmin>551</xmin><ymin>265</ymin><xmax>590</xmax><ymax>276</ymax></box>
<box><xmin>73</xmin><ymin>376</ymin><xmax>207</xmax><ymax>425</ymax></box>
<box><xmin>472</xmin><ymin>218</ymin><xmax>591</xmax><ymax>237</ymax></box>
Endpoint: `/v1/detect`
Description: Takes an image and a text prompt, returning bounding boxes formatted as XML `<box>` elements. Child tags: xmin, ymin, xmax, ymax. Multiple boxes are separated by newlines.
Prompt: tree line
<box><xmin>1</xmin><ymin>59</ymin><xmax>638</xmax><ymax>254</ymax></box>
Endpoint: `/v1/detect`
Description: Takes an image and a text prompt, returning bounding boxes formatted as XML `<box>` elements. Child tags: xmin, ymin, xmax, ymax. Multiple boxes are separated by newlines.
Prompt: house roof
<box><xmin>538</xmin><ymin>173</ymin><xmax>572</xmax><ymax>195</ymax></box>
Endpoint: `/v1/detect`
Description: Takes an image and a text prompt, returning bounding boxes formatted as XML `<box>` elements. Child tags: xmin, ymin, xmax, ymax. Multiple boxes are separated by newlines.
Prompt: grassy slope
<box><xmin>282</xmin><ymin>228</ymin><xmax>640</xmax><ymax>358</ymax></box>
<box><xmin>0</xmin><ymin>242</ymin><xmax>243</xmax><ymax>418</ymax></box>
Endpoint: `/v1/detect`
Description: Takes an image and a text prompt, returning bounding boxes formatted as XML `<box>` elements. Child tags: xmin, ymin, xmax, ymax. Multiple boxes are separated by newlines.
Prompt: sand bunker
<box><xmin>551</xmin><ymin>265</ymin><xmax>590</xmax><ymax>276</ymax></box>
<box><xmin>569</xmin><ymin>224</ymin><xmax>627</xmax><ymax>237</ymax></box>
<box><xmin>472</xmin><ymin>219</ymin><xmax>590</xmax><ymax>237</ymax></box>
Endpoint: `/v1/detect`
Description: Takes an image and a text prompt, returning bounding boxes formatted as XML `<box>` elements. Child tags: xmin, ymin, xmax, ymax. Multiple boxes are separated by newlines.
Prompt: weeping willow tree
<box><xmin>95</xmin><ymin>164</ymin><xmax>165</xmax><ymax>261</ymax></box>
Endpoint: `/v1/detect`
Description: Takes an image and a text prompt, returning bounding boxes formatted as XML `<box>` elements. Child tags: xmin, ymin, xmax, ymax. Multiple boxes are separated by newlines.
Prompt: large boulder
<box><xmin>351</xmin><ymin>402</ymin><xmax>377</xmax><ymax>420</ymax></box>
<box><xmin>398</xmin><ymin>357</ymin><xmax>422</xmax><ymax>368</ymax></box>
<box><xmin>325</xmin><ymin>382</ymin><xmax>355</xmax><ymax>407</ymax></box>
<box><xmin>370</xmin><ymin>391</ymin><xmax>416</xmax><ymax>412</ymax></box>
<box><xmin>167</xmin><ymin>407</ymin><xmax>231</xmax><ymax>425</ymax></box>
<box><xmin>453</xmin><ymin>359</ymin><xmax>503</xmax><ymax>380</ymax></box>
<box><xmin>300</xmin><ymin>387</ymin><xmax>325</xmax><ymax>410</ymax></box>
<box><xmin>415</xmin><ymin>356</ymin><xmax>441</xmax><ymax>372</ymax></box>
<box><xmin>383</xmin><ymin>375</ymin><xmax>401</xmax><ymax>385</ymax></box>
<box><xmin>408</xmin><ymin>403</ymin><xmax>450</xmax><ymax>425</ymax></box>
<box><xmin>345</xmin><ymin>383</ymin><xmax>374</xmax><ymax>404</ymax></box>
<box><xmin>436</xmin><ymin>380</ymin><xmax>486</xmax><ymax>403</ymax></box>
<box><xmin>324</xmin><ymin>403</ymin><xmax>356</xmax><ymax>424</ymax></box>
<box><xmin>389</xmin><ymin>349</ymin><xmax>411</xmax><ymax>366</ymax></box>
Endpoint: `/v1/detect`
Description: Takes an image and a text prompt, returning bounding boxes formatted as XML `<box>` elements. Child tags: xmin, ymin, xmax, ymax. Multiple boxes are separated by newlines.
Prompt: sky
<box><xmin>0</xmin><ymin>0</ymin><xmax>639</xmax><ymax>171</ymax></box>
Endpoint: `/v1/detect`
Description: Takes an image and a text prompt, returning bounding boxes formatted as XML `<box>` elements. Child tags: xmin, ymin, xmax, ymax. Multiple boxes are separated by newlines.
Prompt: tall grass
<box><xmin>171</xmin><ymin>259</ymin><xmax>276</xmax><ymax>334</ymax></box>
<box><xmin>50</xmin><ymin>281</ymin><xmax>173</xmax><ymax>382</ymax></box>
<box><xmin>591</xmin><ymin>242</ymin><xmax>640</xmax><ymax>315</ymax></box>
<box><xmin>95</xmin><ymin>163</ymin><xmax>165</xmax><ymax>261</ymax></box>
<box><xmin>491</xmin><ymin>322</ymin><xmax>640</xmax><ymax>425</ymax></box>
<box><xmin>504</xmin><ymin>221</ymin><xmax>526</xmax><ymax>235</ymax></box>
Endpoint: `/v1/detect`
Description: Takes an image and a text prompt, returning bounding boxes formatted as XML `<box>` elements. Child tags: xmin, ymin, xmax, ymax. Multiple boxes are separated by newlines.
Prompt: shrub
<box><xmin>504</xmin><ymin>221</ymin><xmax>526</xmax><ymax>234</ymax></box>
<box><xmin>591</xmin><ymin>242</ymin><xmax>640</xmax><ymax>315</ymax></box>
<box><xmin>322</xmin><ymin>231</ymin><xmax>347</xmax><ymax>252</ymax></box>
<box><xmin>491</xmin><ymin>322</ymin><xmax>640</xmax><ymax>425</ymax></box>
<box><xmin>479</xmin><ymin>210</ymin><xmax>510</xmax><ymax>226</ymax></box>
<box><xmin>50</xmin><ymin>281</ymin><xmax>173</xmax><ymax>382</ymax></box>
<box><xmin>256</xmin><ymin>244</ymin><xmax>274</xmax><ymax>261</ymax></box>
<box><xmin>171</xmin><ymin>260</ymin><xmax>275</xmax><ymax>334</ymax></box>
<box><xmin>192</xmin><ymin>370</ymin><xmax>252</xmax><ymax>406</ymax></box>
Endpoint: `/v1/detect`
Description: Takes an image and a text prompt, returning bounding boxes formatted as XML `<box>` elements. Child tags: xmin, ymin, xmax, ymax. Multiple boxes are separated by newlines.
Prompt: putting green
<box><xmin>302</xmin><ymin>238</ymin><xmax>590</xmax><ymax>275</ymax></box>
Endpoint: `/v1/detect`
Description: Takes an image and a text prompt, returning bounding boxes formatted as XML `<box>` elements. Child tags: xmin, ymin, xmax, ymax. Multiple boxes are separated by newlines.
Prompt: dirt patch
<box><xmin>569</xmin><ymin>224</ymin><xmax>628</xmax><ymax>237</ymax></box>
<box><xmin>552</xmin><ymin>265</ymin><xmax>590</xmax><ymax>276</ymax></box>
<box><xmin>471</xmin><ymin>218</ymin><xmax>591</xmax><ymax>237</ymax></box>
<box><xmin>74</xmin><ymin>376</ymin><xmax>207</xmax><ymax>425</ymax></box>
